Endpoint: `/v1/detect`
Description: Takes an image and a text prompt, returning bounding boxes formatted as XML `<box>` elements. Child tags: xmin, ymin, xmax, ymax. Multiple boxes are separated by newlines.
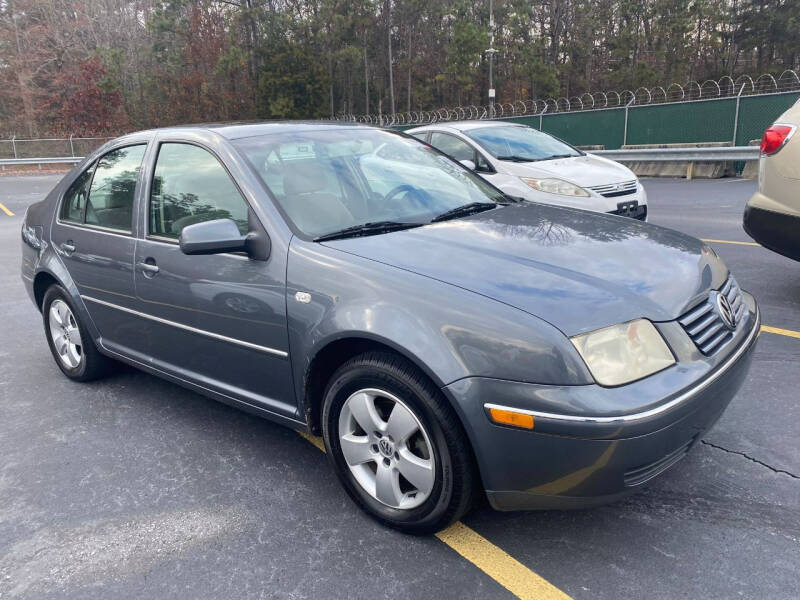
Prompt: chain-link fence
<box><xmin>0</xmin><ymin>136</ymin><xmax>113</xmax><ymax>160</ymax></box>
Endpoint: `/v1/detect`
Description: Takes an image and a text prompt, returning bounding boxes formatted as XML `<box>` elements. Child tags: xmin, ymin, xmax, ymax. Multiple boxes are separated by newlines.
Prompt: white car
<box><xmin>407</xmin><ymin>121</ymin><xmax>648</xmax><ymax>220</ymax></box>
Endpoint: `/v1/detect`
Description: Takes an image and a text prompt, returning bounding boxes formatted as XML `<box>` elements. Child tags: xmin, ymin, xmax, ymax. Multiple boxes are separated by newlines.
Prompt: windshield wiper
<box><xmin>314</xmin><ymin>221</ymin><xmax>422</xmax><ymax>242</ymax></box>
<box><xmin>542</xmin><ymin>153</ymin><xmax>577</xmax><ymax>160</ymax></box>
<box><xmin>496</xmin><ymin>155</ymin><xmax>535</xmax><ymax>162</ymax></box>
<box><xmin>431</xmin><ymin>202</ymin><xmax>497</xmax><ymax>223</ymax></box>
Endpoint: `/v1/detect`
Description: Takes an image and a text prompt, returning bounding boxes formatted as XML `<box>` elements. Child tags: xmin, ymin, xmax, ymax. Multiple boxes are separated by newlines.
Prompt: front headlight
<box><xmin>570</xmin><ymin>319</ymin><xmax>675</xmax><ymax>386</ymax></box>
<box><xmin>521</xmin><ymin>177</ymin><xmax>590</xmax><ymax>197</ymax></box>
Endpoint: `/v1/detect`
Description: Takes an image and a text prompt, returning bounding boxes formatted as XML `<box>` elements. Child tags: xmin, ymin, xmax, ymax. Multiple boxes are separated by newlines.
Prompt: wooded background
<box><xmin>1</xmin><ymin>0</ymin><xmax>798</xmax><ymax>136</ymax></box>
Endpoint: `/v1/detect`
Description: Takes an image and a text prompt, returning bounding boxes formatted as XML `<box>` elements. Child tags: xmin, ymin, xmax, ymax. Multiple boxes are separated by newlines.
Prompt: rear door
<box><xmin>133</xmin><ymin>139</ymin><xmax>294</xmax><ymax>417</ymax></box>
<box><xmin>50</xmin><ymin>143</ymin><xmax>149</xmax><ymax>355</ymax></box>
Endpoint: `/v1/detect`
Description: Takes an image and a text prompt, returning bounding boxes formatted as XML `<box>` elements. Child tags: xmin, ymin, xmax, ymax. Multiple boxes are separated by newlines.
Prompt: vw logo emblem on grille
<box><xmin>715</xmin><ymin>292</ymin><xmax>736</xmax><ymax>330</ymax></box>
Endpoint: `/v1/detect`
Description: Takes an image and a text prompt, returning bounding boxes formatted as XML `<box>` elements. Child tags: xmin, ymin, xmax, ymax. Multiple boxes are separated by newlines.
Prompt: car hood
<box><xmin>500</xmin><ymin>153</ymin><xmax>635</xmax><ymax>187</ymax></box>
<box><xmin>323</xmin><ymin>203</ymin><xmax>728</xmax><ymax>336</ymax></box>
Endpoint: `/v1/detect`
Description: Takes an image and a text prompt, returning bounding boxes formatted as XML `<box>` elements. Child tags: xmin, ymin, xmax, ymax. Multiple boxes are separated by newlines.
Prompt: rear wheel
<box><xmin>42</xmin><ymin>285</ymin><xmax>114</xmax><ymax>381</ymax></box>
<box><xmin>322</xmin><ymin>352</ymin><xmax>476</xmax><ymax>534</ymax></box>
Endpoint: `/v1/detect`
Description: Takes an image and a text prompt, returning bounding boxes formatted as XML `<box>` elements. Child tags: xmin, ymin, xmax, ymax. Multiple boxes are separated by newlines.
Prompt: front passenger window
<box><xmin>85</xmin><ymin>145</ymin><xmax>146</xmax><ymax>231</ymax></box>
<box><xmin>430</xmin><ymin>132</ymin><xmax>475</xmax><ymax>163</ymax></box>
<box><xmin>475</xmin><ymin>153</ymin><xmax>493</xmax><ymax>173</ymax></box>
<box><xmin>149</xmin><ymin>143</ymin><xmax>249</xmax><ymax>239</ymax></box>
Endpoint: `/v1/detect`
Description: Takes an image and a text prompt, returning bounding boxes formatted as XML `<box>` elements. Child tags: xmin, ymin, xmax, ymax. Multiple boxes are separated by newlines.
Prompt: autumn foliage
<box><xmin>1</xmin><ymin>0</ymin><xmax>798</xmax><ymax>137</ymax></box>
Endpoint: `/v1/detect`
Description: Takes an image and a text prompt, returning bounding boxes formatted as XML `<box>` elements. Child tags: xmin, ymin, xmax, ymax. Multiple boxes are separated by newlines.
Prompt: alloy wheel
<box><xmin>337</xmin><ymin>387</ymin><xmax>436</xmax><ymax>510</ymax></box>
<box><xmin>48</xmin><ymin>299</ymin><xmax>82</xmax><ymax>369</ymax></box>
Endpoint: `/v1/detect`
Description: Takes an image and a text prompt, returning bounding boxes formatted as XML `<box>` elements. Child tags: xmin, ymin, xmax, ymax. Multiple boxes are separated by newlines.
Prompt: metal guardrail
<box><xmin>0</xmin><ymin>157</ymin><xmax>83</xmax><ymax>165</ymax></box>
<box><xmin>0</xmin><ymin>147</ymin><xmax>759</xmax><ymax>170</ymax></box>
<box><xmin>0</xmin><ymin>157</ymin><xmax>83</xmax><ymax>170</ymax></box>
<box><xmin>593</xmin><ymin>146</ymin><xmax>759</xmax><ymax>162</ymax></box>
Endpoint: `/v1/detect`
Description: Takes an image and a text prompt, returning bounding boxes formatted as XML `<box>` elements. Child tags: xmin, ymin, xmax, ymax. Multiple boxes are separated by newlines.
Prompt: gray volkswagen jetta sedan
<box><xmin>21</xmin><ymin>123</ymin><xmax>760</xmax><ymax>534</ymax></box>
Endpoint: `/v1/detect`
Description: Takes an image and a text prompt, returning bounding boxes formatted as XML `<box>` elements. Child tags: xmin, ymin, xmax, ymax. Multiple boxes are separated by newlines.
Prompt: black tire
<box><xmin>42</xmin><ymin>285</ymin><xmax>115</xmax><ymax>382</ymax></box>
<box><xmin>322</xmin><ymin>351</ymin><xmax>476</xmax><ymax>534</ymax></box>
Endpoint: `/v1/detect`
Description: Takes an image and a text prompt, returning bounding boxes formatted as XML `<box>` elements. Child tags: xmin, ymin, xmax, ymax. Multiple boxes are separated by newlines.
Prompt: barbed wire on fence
<box><xmin>2</xmin><ymin>70</ymin><xmax>799</xmax><ymax>156</ymax></box>
<box><xmin>333</xmin><ymin>70</ymin><xmax>800</xmax><ymax>127</ymax></box>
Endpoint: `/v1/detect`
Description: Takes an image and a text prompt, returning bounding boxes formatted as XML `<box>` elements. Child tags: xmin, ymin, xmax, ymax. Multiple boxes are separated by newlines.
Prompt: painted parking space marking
<box><xmin>296</xmin><ymin>431</ymin><xmax>572</xmax><ymax>600</ymax></box>
<box><xmin>297</xmin><ymin>429</ymin><xmax>327</xmax><ymax>452</ymax></box>
<box><xmin>435</xmin><ymin>522</ymin><xmax>572</xmax><ymax>600</ymax></box>
<box><xmin>0</xmin><ymin>202</ymin><xmax>14</xmax><ymax>216</ymax></box>
<box><xmin>701</xmin><ymin>238</ymin><xmax>760</xmax><ymax>247</ymax></box>
<box><xmin>761</xmin><ymin>325</ymin><xmax>800</xmax><ymax>340</ymax></box>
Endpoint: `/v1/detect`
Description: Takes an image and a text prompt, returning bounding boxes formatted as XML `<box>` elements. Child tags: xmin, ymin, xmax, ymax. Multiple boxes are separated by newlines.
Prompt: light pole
<box><xmin>487</xmin><ymin>0</ymin><xmax>496</xmax><ymax>116</ymax></box>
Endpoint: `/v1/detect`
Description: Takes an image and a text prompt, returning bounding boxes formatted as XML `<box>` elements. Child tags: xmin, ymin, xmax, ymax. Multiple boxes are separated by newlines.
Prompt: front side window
<box><xmin>234</xmin><ymin>128</ymin><xmax>505</xmax><ymax>238</ymax></box>
<box><xmin>85</xmin><ymin>145</ymin><xmax>146</xmax><ymax>231</ymax></box>
<box><xmin>429</xmin><ymin>132</ymin><xmax>476</xmax><ymax>163</ymax></box>
<box><xmin>475</xmin><ymin>152</ymin><xmax>493</xmax><ymax>173</ymax></box>
<box><xmin>60</xmin><ymin>164</ymin><xmax>95</xmax><ymax>222</ymax></box>
<box><xmin>465</xmin><ymin>126</ymin><xmax>582</xmax><ymax>162</ymax></box>
<box><xmin>149</xmin><ymin>143</ymin><xmax>249</xmax><ymax>239</ymax></box>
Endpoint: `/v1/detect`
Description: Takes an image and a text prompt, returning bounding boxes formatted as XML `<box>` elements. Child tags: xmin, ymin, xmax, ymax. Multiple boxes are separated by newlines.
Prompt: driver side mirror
<box><xmin>459</xmin><ymin>159</ymin><xmax>476</xmax><ymax>171</ymax></box>
<box><xmin>179</xmin><ymin>218</ymin><xmax>248</xmax><ymax>256</ymax></box>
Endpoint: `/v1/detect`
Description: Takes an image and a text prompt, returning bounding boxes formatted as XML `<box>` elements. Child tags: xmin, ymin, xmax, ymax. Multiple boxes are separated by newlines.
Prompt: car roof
<box><xmin>115</xmin><ymin>121</ymin><xmax>378</xmax><ymax>142</ymax></box>
<box><xmin>408</xmin><ymin>120</ymin><xmax>525</xmax><ymax>133</ymax></box>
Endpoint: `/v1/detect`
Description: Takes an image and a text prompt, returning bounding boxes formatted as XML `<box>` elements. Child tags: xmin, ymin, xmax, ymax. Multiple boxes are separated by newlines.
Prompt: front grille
<box><xmin>624</xmin><ymin>436</ymin><xmax>696</xmax><ymax>487</ymax></box>
<box><xmin>588</xmin><ymin>180</ymin><xmax>638</xmax><ymax>197</ymax></box>
<box><xmin>609</xmin><ymin>202</ymin><xmax>647</xmax><ymax>220</ymax></box>
<box><xmin>678</xmin><ymin>276</ymin><xmax>745</xmax><ymax>355</ymax></box>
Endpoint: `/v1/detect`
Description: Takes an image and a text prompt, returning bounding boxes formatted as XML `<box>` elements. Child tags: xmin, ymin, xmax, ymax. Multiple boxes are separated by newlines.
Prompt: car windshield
<box><xmin>233</xmin><ymin>128</ymin><xmax>505</xmax><ymax>238</ymax></box>
<box><xmin>465</xmin><ymin>126</ymin><xmax>582</xmax><ymax>162</ymax></box>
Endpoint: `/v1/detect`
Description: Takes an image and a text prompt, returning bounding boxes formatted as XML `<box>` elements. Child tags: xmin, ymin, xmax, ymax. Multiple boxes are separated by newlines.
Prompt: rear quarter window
<box><xmin>60</xmin><ymin>165</ymin><xmax>95</xmax><ymax>223</ymax></box>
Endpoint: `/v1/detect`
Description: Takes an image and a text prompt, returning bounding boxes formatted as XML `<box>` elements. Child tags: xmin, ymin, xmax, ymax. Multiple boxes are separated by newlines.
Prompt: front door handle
<box><xmin>137</xmin><ymin>260</ymin><xmax>159</xmax><ymax>276</ymax></box>
<box><xmin>60</xmin><ymin>241</ymin><xmax>76</xmax><ymax>255</ymax></box>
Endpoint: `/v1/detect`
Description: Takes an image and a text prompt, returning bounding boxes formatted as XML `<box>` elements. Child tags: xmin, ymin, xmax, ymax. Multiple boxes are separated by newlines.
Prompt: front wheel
<box><xmin>322</xmin><ymin>352</ymin><xmax>476</xmax><ymax>534</ymax></box>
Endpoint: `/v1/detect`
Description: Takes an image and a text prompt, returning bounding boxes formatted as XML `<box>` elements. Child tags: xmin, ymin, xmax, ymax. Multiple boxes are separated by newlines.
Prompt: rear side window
<box><xmin>429</xmin><ymin>132</ymin><xmax>475</xmax><ymax>163</ymax></box>
<box><xmin>149</xmin><ymin>143</ymin><xmax>249</xmax><ymax>239</ymax></box>
<box><xmin>60</xmin><ymin>165</ymin><xmax>95</xmax><ymax>222</ymax></box>
<box><xmin>83</xmin><ymin>145</ymin><xmax>146</xmax><ymax>231</ymax></box>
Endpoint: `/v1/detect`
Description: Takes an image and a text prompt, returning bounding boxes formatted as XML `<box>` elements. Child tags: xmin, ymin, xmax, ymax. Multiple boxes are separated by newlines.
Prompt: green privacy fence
<box><xmin>400</xmin><ymin>91</ymin><xmax>799</xmax><ymax>149</ymax></box>
<box><xmin>515</xmin><ymin>91</ymin><xmax>798</xmax><ymax>148</ymax></box>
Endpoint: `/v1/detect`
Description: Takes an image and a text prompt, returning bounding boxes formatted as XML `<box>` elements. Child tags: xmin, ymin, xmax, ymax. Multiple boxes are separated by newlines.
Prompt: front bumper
<box><xmin>444</xmin><ymin>294</ymin><xmax>759</xmax><ymax>511</ymax></box>
<box><xmin>518</xmin><ymin>184</ymin><xmax>648</xmax><ymax>219</ymax></box>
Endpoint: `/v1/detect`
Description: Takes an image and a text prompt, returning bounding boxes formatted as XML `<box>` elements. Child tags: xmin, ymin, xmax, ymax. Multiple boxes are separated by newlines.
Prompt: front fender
<box><xmin>286</xmin><ymin>238</ymin><xmax>592</xmax><ymax>411</ymax></box>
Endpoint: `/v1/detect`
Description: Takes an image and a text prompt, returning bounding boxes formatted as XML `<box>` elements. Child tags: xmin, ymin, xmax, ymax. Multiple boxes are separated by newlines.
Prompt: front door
<box><xmin>133</xmin><ymin>141</ymin><xmax>294</xmax><ymax>418</ymax></box>
<box><xmin>50</xmin><ymin>144</ymin><xmax>148</xmax><ymax>355</ymax></box>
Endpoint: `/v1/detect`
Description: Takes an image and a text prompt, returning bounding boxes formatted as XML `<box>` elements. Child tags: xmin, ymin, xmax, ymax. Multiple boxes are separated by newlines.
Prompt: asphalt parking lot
<box><xmin>0</xmin><ymin>174</ymin><xmax>798</xmax><ymax>599</ymax></box>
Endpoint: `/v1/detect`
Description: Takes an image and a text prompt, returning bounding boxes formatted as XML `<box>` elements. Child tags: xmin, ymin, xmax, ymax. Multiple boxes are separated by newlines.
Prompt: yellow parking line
<box><xmin>296</xmin><ymin>430</ymin><xmax>572</xmax><ymax>599</ymax></box>
<box><xmin>0</xmin><ymin>202</ymin><xmax>14</xmax><ymax>216</ymax></box>
<box><xmin>762</xmin><ymin>325</ymin><xmax>800</xmax><ymax>340</ymax></box>
<box><xmin>436</xmin><ymin>522</ymin><xmax>572</xmax><ymax>600</ymax></box>
<box><xmin>297</xmin><ymin>429</ymin><xmax>327</xmax><ymax>452</ymax></box>
<box><xmin>700</xmin><ymin>238</ymin><xmax>760</xmax><ymax>247</ymax></box>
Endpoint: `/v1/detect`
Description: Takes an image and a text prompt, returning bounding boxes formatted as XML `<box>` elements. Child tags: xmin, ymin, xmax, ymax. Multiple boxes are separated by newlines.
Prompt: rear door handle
<box><xmin>60</xmin><ymin>241</ymin><xmax>75</xmax><ymax>255</ymax></box>
<box><xmin>137</xmin><ymin>261</ymin><xmax>159</xmax><ymax>276</ymax></box>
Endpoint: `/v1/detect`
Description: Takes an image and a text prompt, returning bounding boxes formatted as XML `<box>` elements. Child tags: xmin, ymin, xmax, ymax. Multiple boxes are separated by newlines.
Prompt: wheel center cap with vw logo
<box><xmin>378</xmin><ymin>438</ymin><xmax>395</xmax><ymax>458</ymax></box>
<box><xmin>713</xmin><ymin>291</ymin><xmax>737</xmax><ymax>330</ymax></box>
